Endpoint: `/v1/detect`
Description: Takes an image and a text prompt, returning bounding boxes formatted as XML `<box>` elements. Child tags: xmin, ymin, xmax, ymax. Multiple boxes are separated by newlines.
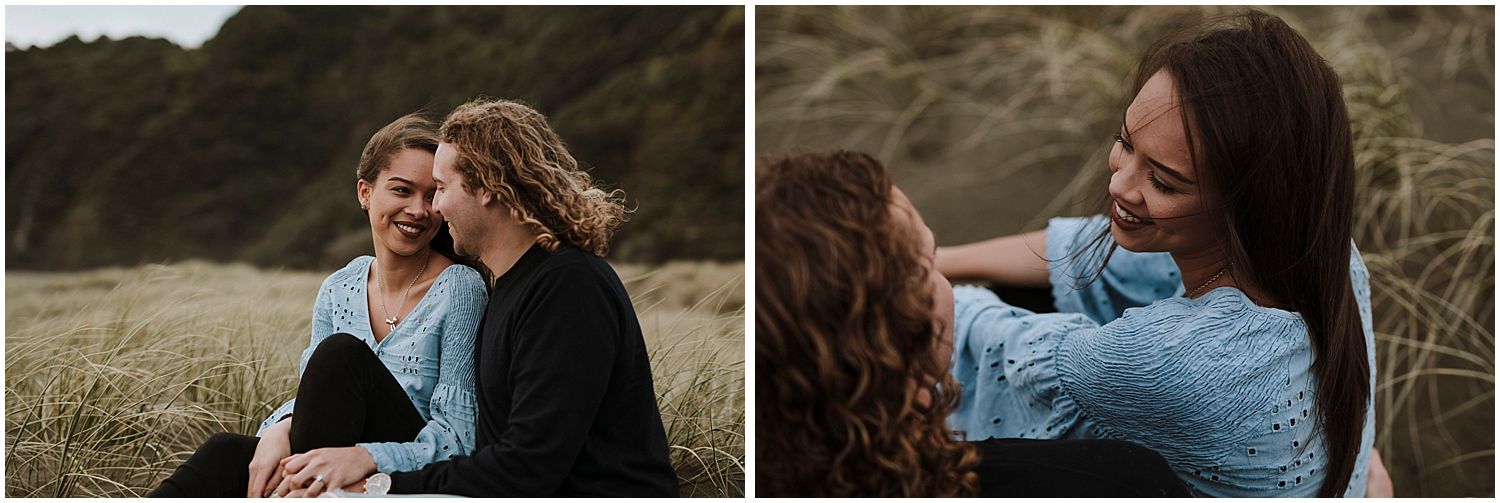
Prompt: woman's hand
<box><xmin>270</xmin><ymin>446</ymin><xmax>377</xmax><ymax>498</ymax></box>
<box><xmin>1366</xmin><ymin>448</ymin><xmax>1394</xmax><ymax>497</ymax></box>
<box><xmin>279</xmin><ymin>479</ymin><xmax>365</xmax><ymax>498</ymax></box>
<box><xmin>247</xmin><ymin>418</ymin><xmax>293</xmax><ymax>498</ymax></box>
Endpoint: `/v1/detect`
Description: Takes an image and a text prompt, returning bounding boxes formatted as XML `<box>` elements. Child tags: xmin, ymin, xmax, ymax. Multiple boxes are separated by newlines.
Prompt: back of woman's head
<box><xmin>1137</xmin><ymin>10</ymin><xmax>1368</xmax><ymax>496</ymax></box>
<box><xmin>755</xmin><ymin>150</ymin><xmax>978</xmax><ymax>497</ymax></box>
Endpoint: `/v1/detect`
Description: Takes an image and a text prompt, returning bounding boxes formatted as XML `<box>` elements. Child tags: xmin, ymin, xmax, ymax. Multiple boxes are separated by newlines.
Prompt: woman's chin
<box><xmin>379</xmin><ymin>236</ymin><xmax>431</xmax><ymax>257</ymax></box>
<box><xmin>1110</xmin><ymin>225</ymin><xmax>1160</xmax><ymax>253</ymax></box>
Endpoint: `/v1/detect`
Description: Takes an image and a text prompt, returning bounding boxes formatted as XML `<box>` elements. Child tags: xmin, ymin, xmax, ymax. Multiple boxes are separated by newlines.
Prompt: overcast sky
<box><xmin>6</xmin><ymin>5</ymin><xmax>241</xmax><ymax>49</ymax></box>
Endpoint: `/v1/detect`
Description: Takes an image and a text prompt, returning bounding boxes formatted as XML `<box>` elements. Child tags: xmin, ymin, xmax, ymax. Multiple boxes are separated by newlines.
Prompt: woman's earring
<box><xmin>361</xmin><ymin>203</ymin><xmax>369</xmax><ymax>210</ymax></box>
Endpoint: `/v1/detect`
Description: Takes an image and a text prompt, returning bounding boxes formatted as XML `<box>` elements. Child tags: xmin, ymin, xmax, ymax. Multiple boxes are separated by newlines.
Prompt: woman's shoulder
<box><xmin>428</xmin><ymin>262</ymin><xmax>488</xmax><ymax>310</ymax></box>
<box><xmin>318</xmin><ymin>256</ymin><xmax>374</xmax><ymax>295</ymax></box>
<box><xmin>434</xmin><ymin>261</ymin><xmax>484</xmax><ymax>286</ymax></box>
<box><xmin>1070</xmin><ymin>289</ymin><xmax>1306</xmax><ymax>384</ymax></box>
<box><xmin>1063</xmin><ymin>288</ymin><xmax>1307</xmax><ymax>395</ymax></box>
<box><xmin>1115</xmin><ymin>287</ymin><xmax>1304</xmax><ymax>340</ymax></box>
<box><xmin>1057</xmin><ymin>289</ymin><xmax>1309</xmax><ymax>466</ymax></box>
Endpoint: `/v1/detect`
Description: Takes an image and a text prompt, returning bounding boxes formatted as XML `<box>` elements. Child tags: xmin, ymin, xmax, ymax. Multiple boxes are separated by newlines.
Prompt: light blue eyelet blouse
<box><xmin>949</xmin><ymin>215</ymin><xmax>1376</xmax><ymax>497</ymax></box>
<box><xmin>256</xmin><ymin>256</ymin><xmax>487</xmax><ymax>474</ymax></box>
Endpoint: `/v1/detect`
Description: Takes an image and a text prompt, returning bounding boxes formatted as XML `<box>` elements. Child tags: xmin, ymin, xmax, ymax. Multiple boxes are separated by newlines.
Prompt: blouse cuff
<box><xmin>358</xmin><ymin>442</ymin><xmax>419</xmax><ymax>474</ymax></box>
<box><xmin>257</xmin><ymin>399</ymin><xmax>296</xmax><ymax>437</ymax></box>
<box><xmin>951</xmin><ymin>285</ymin><xmax>1092</xmax><ymax>441</ymax></box>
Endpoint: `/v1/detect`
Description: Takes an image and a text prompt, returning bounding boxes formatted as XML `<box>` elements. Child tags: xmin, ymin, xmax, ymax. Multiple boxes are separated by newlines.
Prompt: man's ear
<box><xmin>479</xmin><ymin>190</ymin><xmax>495</xmax><ymax>206</ymax></box>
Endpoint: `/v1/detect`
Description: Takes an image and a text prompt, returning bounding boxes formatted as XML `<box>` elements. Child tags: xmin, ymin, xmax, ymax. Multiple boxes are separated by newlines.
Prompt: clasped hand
<box><xmin>265</xmin><ymin>446</ymin><xmax>376</xmax><ymax>498</ymax></box>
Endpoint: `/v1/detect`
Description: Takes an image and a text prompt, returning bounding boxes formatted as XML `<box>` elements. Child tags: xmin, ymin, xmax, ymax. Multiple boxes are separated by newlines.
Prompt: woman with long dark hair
<box><xmin>938</xmin><ymin>10</ymin><xmax>1377</xmax><ymax>497</ymax></box>
<box><xmin>758</xmin><ymin>150</ymin><xmax>1187</xmax><ymax>497</ymax></box>
<box><xmin>149</xmin><ymin>113</ymin><xmax>489</xmax><ymax>497</ymax></box>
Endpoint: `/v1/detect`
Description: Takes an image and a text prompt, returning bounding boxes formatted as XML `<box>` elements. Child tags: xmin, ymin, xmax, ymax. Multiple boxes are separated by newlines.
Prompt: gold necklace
<box><xmin>1188</xmin><ymin>262</ymin><xmax>1233</xmax><ymax>298</ymax></box>
<box><xmin>376</xmin><ymin>249</ymin><xmax>430</xmax><ymax>329</ymax></box>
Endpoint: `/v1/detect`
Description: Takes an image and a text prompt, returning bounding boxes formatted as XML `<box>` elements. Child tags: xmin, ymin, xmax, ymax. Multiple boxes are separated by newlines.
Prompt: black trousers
<box><xmin>974</xmin><ymin>438</ymin><xmax>1191</xmax><ymax>497</ymax></box>
<box><xmin>148</xmin><ymin>333</ymin><xmax>426</xmax><ymax>497</ymax></box>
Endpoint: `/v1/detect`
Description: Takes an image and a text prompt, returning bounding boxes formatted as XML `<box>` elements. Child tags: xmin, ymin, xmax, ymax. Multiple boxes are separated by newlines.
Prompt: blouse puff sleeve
<box><xmin>950</xmin><ymin>216</ymin><xmax>1211</xmax><ymax>438</ymax></box>
<box><xmin>950</xmin><ymin>216</ymin><xmax>1310</xmax><ymax>471</ymax></box>
<box><xmin>951</xmin><ymin>215</ymin><xmax>1179</xmax><ymax>441</ymax></box>
<box><xmin>356</xmin><ymin>268</ymin><xmax>486</xmax><ymax>473</ymax></box>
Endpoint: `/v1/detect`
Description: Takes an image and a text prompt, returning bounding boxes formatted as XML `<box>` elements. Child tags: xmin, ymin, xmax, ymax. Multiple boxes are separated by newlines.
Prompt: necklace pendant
<box><xmin>385</xmin><ymin>316</ymin><xmax>398</xmax><ymax>327</ymax></box>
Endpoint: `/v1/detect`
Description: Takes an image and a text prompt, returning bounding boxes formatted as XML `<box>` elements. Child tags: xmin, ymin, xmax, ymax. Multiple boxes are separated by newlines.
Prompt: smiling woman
<box><xmin>1103</xmin><ymin>70</ymin><xmax>1244</xmax><ymax>300</ymax></box>
<box><xmin>147</xmin><ymin>113</ymin><xmax>490</xmax><ymax>498</ymax></box>
<box><xmin>935</xmin><ymin>10</ymin><xmax>1386</xmax><ymax>497</ymax></box>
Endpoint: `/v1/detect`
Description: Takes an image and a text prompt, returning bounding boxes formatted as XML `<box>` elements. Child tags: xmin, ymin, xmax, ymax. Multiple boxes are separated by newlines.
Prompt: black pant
<box><xmin>974</xmin><ymin>438</ymin><xmax>1190</xmax><ymax>497</ymax></box>
<box><xmin>148</xmin><ymin>333</ymin><xmax>426</xmax><ymax>497</ymax></box>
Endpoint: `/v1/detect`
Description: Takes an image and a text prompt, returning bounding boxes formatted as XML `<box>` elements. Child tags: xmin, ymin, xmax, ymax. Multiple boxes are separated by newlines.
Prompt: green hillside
<box><xmin>6</xmin><ymin>5</ymin><xmax>745</xmax><ymax>270</ymax></box>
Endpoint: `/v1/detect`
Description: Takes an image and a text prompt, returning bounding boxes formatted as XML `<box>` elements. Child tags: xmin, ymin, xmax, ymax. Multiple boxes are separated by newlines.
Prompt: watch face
<box><xmin>367</xmin><ymin>473</ymin><xmax>392</xmax><ymax>495</ymax></box>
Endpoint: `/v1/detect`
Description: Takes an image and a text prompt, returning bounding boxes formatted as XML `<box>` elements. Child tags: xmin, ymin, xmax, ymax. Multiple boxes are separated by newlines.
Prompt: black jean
<box><xmin>975</xmin><ymin>438</ymin><xmax>1191</xmax><ymax>497</ymax></box>
<box><xmin>148</xmin><ymin>333</ymin><xmax>426</xmax><ymax>497</ymax></box>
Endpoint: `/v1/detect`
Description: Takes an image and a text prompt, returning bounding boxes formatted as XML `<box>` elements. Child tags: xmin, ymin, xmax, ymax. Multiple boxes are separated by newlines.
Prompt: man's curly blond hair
<box><xmin>439</xmin><ymin>98</ymin><xmax>627</xmax><ymax>257</ymax></box>
<box><xmin>757</xmin><ymin>150</ymin><xmax>980</xmax><ymax>497</ymax></box>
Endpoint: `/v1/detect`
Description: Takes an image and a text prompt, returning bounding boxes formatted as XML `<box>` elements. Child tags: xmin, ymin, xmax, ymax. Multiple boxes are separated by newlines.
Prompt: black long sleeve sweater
<box><xmin>389</xmin><ymin>244</ymin><xmax>679</xmax><ymax>497</ymax></box>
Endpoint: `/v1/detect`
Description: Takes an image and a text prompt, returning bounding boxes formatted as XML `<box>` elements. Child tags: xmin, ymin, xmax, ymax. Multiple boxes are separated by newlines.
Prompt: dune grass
<box><xmin>757</xmin><ymin>5</ymin><xmax>1493</xmax><ymax>497</ymax></box>
<box><xmin>5</xmin><ymin>260</ymin><xmax>745</xmax><ymax>497</ymax></box>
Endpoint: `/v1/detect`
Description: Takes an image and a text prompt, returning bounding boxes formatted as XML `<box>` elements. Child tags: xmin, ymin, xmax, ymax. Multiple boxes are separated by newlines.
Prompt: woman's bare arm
<box><xmin>936</xmin><ymin>229</ymin><xmax>1050</xmax><ymax>288</ymax></box>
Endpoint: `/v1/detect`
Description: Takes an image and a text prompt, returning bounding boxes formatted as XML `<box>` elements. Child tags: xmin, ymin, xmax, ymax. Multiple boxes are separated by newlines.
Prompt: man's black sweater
<box><xmin>389</xmin><ymin>244</ymin><xmax>679</xmax><ymax>496</ymax></box>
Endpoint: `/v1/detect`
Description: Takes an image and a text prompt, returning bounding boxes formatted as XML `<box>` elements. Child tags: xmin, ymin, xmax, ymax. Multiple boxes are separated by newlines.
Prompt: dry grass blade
<box><xmin>6</xmin><ymin>260</ymin><xmax>745</xmax><ymax>497</ymax></box>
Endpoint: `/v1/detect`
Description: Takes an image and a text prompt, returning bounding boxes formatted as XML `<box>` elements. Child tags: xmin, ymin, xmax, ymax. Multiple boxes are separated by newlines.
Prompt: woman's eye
<box><xmin>393</xmin><ymin>187</ymin><xmax>411</xmax><ymax>195</ymax></box>
<box><xmin>1148</xmin><ymin>171</ymin><xmax>1178</xmax><ymax>194</ymax></box>
<box><xmin>1113</xmin><ymin>133</ymin><xmax>1132</xmax><ymax>152</ymax></box>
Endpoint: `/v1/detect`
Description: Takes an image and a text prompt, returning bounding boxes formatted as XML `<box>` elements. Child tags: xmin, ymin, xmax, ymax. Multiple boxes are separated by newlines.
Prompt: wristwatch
<box><xmin>365</xmin><ymin>472</ymin><xmax>392</xmax><ymax>496</ymax></box>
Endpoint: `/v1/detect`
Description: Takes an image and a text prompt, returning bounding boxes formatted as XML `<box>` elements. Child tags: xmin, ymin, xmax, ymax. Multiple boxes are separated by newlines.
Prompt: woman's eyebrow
<box><xmin>1121</xmin><ymin>118</ymin><xmax>1198</xmax><ymax>186</ymax></box>
<box><xmin>1148</xmin><ymin>158</ymin><xmax>1196</xmax><ymax>185</ymax></box>
<box><xmin>386</xmin><ymin>176</ymin><xmax>415</xmax><ymax>185</ymax></box>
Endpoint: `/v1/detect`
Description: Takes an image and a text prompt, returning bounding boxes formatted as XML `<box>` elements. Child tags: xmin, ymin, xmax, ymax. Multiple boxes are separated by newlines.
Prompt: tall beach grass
<box><xmin>758</xmin><ymin>5</ymin><xmax>1493</xmax><ymax>496</ymax></box>
<box><xmin>5</xmin><ymin>260</ymin><xmax>745</xmax><ymax>497</ymax></box>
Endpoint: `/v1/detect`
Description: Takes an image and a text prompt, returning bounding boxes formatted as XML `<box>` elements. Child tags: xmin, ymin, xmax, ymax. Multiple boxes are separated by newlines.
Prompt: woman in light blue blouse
<box><xmin>937</xmin><ymin>11</ymin><xmax>1388</xmax><ymax>497</ymax></box>
<box><xmin>150</xmin><ymin>114</ymin><xmax>488</xmax><ymax>498</ymax></box>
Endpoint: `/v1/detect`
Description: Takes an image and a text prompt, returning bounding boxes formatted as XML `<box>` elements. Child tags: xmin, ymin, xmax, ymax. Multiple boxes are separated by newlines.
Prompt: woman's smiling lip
<box><xmin>1112</xmin><ymin>200</ymin><xmax>1154</xmax><ymax>230</ymax></box>
<box><xmin>394</xmin><ymin>221</ymin><xmax>427</xmax><ymax>239</ymax></box>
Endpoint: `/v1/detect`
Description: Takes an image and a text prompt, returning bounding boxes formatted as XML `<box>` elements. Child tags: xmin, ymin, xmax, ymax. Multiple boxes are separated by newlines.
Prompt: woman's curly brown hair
<box><xmin>756</xmin><ymin>150</ymin><xmax>980</xmax><ymax>497</ymax></box>
<box><xmin>439</xmin><ymin>98</ymin><xmax>627</xmax><ymax>257</ymax></box>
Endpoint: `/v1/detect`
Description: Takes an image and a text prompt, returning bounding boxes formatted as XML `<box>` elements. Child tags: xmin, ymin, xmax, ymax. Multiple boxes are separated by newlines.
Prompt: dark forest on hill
<box><xmin>7</xmin><ymin>5</ymin><xmax>745</xmax><ymax>270</ymax></box>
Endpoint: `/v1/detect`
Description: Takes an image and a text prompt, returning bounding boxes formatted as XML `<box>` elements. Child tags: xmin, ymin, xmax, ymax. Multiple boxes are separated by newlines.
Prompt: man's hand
<box><xmin>1366</xmin><ymin>448</ymin><xmax>1394</xmax><ymax>497</ymax></box>
<box><xmin>270</xmin><ymin>446</ymin><xmax>378</xmax><ymax>498</ymax></box>
<box><xmin>248</xmin><ymin>418</ymin><xmax>293</xmax><ymax>498</ymax></box>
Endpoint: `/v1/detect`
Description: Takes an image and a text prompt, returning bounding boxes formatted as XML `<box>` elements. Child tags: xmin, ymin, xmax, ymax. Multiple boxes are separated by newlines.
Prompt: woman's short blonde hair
<box><xmin>439</xmin><ymin>98</ymin><xmax>627</xmax><ymax>256</ymax></box>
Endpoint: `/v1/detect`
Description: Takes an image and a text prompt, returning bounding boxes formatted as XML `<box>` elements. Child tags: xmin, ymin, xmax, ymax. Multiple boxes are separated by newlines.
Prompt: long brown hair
<box><xmin>358</xmin><ymin>112</ymin><xmax>492</xmax><ymax>286</ymax></box>
<box><xmin>1069</xmin><ymin>10</ymin><xmax>1368</xmax><ymax>496</ymax></box>
<box><xmin>756</xmin><ymin>150</ymin><xmax>980</xmax><ymax>497</ymax></box>
<box><xmin>438</xmin><ymin>98</ymin><xmax>628</xmax><ymax>257</ymax></box>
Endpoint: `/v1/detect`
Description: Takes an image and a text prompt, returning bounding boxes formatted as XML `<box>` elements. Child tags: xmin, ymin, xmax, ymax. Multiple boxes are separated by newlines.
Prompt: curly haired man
<box><xmin>315</xmin><ymin>99</ymin><xmax>678</xmax><ymax>497</ymax></box>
